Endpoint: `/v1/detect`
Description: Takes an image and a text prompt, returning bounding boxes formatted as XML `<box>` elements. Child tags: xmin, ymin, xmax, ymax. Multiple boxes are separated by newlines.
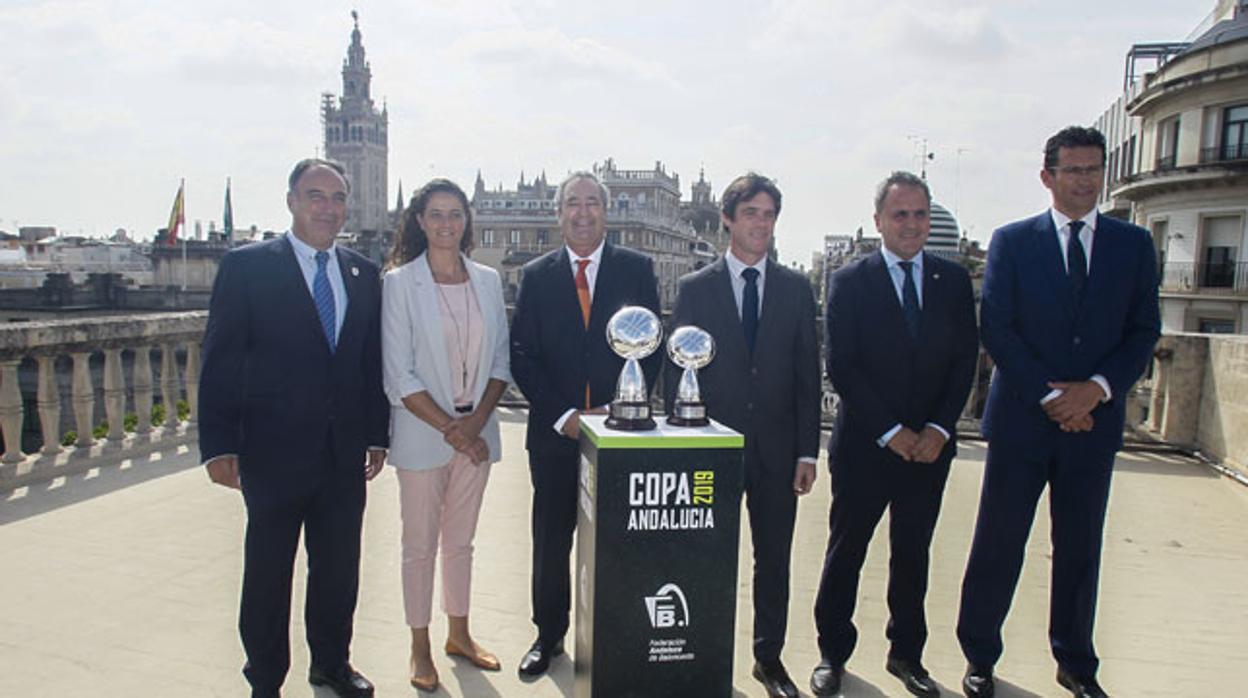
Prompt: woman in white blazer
<box><xmin>381</xmin><ymin>178</ymin><xmax>512</xmax><ymax>692</ymax></box>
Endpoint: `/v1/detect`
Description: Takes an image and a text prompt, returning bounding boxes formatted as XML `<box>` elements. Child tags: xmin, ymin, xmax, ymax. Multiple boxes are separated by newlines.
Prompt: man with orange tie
<box><xmin>510</xmin><ymin>171</ymin><xmax>661</xmax><ymax>677</ymax></box>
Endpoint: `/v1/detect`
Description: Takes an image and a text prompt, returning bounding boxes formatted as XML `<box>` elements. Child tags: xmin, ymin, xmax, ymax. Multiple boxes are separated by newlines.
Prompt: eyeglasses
<box><xmin>1049</xmin><ymin>165</ymin><xmax>1104</xmax><ymax>178</ymax></box>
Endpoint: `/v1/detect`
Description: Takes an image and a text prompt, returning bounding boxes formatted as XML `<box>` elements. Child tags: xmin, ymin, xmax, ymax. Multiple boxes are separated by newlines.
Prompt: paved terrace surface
<box><xmin>2</xmin><ymin>410</ymin><xmax>1246</xmax><ymax>698</ymax></box>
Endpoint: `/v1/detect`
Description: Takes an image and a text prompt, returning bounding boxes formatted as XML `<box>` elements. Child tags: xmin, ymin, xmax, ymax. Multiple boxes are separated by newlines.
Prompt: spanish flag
<box><xmin>166</xmin><ymin>179</ymin><xmax>185</xmax><ymax>247</ymax></box>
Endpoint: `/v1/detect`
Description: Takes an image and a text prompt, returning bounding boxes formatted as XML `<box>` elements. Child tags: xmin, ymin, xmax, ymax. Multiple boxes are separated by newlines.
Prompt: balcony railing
<box><xmin>1155</xmin><ymin>153</ymin><xmax>1178</xmax><ymax>171</ymax></box>
<box><xmin>1160</xmin><ymin>261</ymin><xmax>1248</xmax><ymax>294</ymax></box>
<box><xmin>0</xmin><ymin>312</ymin><xmax>205</xmax><ymax>481</ymax></box>
<box><xmin>1199</xmin><ymin>143</ymin><xmax>1248</xmax><ymax>164</ymax></box>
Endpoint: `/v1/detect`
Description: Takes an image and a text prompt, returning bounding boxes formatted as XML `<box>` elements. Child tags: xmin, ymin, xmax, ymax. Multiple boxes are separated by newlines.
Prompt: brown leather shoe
<box><xmin>445</xmin><ymin>639</ymin><xmax>502</xmax><ymax>671</ymax></box>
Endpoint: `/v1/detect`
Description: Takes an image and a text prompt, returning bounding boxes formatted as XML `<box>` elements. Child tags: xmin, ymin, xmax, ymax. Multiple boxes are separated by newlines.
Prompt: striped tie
<box><xmin>314</xmin><ymin>250</ymin><xmax>337</xmax><ymax>352</ymax></box>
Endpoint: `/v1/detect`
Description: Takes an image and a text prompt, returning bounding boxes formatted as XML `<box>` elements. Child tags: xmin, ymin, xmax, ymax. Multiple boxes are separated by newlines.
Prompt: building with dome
<box><xmin>1096</xmin><ymin>0</ymin><xmax>1248</xmax><ymax>333</ymax></box>
<box><xmin>925</xmin><ymin>201</ymin><xmax>961</xmax><ymax>259</ymax></box>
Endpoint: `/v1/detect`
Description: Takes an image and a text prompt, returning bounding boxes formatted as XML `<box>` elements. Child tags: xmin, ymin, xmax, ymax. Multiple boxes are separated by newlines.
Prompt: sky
<box><xmin>0</xmin><ymin>0</ymin><xmax>1221</xmax><ymax>265</ymax></box>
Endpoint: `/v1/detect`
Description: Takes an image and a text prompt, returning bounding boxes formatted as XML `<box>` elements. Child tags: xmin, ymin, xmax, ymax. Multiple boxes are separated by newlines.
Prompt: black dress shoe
<box><xmin>962</xmin><ymin>665</ymin><xmax>995</xmax><ymax>698</ymax></box>
<box><xmin>518</xmin><ymin>639</ymin><xmax>564</xmax><ymax>677</ymax></box>
<box><xmin>752</xmin><ymin>659</ymin><xmax>799</xmax><ymax>698</ymax></box>
<box><xmin>810</xmin><ymin>659</ymin><xmax>844</xmax><ymax>697</ymax></box>
<box><xmin>307</xmin><ymin>664</ymin><xmax>373</xmax><ymax>698</ymax></box>
<box><xmin>1057</xmin><ymin>668</ymin><xmax>1108</xmax><ymax>698</ymax></box>
<box><xmin>250</xmin><ymin>690</ymin><xmax>280</xmax><ymax>698</ymax></box>
<box><xmin>885</xmin><ymin>657</ymin><xmax>939</xmax><ymax>697</ymax></box>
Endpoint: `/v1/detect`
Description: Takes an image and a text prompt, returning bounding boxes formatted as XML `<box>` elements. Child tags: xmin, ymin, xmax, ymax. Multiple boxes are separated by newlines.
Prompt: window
<box><xmin>482</xmin><ymin>229</ymin><xmax>495</xmax><ymax>246</ymax></box>
<box><xmin>510</xmin><ymin>229</ymin><xmax>521</xmax><ymax>244</ymax></box>
<box><xmin>1222</xmin><ymin>105</ymin><xmax>1248</xmax><ymax>161</ymax></box>
<box><xmin>1156</xmin><ymin>116</ymin><xmax>1179</xmax><ymax>170</ymax></box>
<box><xmin>1198</xmin><ymin>318</ymin><xmax>1235</xmax><ymax>334</ymax></box>
<box><xmin>537</xmin><ymin>229</ymin><xmax>548</xmax><ymax>245</ymax></box>
<box><xmin>1199</xmin><ymin>215</ymin><xmax>1241</xmax><ymax>288</ymax></box>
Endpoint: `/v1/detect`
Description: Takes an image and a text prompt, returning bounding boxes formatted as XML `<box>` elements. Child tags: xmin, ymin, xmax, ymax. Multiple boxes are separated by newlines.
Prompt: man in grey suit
<box><xmin>665</xmin><ymin>173</ymin><xmax>821</xmax><ymax>698</ymax></box>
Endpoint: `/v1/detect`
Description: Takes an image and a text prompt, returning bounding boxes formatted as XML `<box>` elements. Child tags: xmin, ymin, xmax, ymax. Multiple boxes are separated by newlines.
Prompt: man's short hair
<box><xmin>288</xmin><ymin>158</ymin><xmax>351</xmax><ymax>193</ymax></box>
<box><xmin>1043</xmin><ymin>126</ymin><xmax>1107</xmax><ymax>170</ymax></box>
<box><xmin>873</xmin><ymin>171</ymin><xmax>931</xmax><ymax>215</ymax></box>
<box><xmin>555</xmin><ymin>171</ymin><xmax>610</xmax><ymax>211</ymax></box>
<box><xmin>721</xmin><ymin>173</ymin><xmax>782</xmax><ymax>221</ymax></box>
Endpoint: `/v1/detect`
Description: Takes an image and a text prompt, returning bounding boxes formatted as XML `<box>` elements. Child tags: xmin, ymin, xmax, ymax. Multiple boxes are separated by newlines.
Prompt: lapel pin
<box><xmin>351</xmin><ymin>266</ymin><xmax>359</xmax><ymax>277</ymax></box>
<box><xmin>933</xmin><ymin>273</ymin><xmax>940</xmax><ymax>280</ymax></box>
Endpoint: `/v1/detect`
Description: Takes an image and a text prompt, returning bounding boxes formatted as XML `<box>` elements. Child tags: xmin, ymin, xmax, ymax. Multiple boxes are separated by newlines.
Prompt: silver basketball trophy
<box><xmin>604</xmin><ymin>306</ymin><xmax>662</xmax><ymax>431</ymax></box>
<box><xmin>666</xmin><ymin>325</ymin><xmax>715</xmax><ymax>427</ymax></box>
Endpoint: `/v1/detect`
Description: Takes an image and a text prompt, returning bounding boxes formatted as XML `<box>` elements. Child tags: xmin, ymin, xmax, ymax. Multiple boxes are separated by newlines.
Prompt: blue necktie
<box><xmin>1067</xmin><ymin>220</ymin><xmax>1088</xmax><ymax>304</ymax></box>
<box><xmin>314</xmin><ymin>250</ymin><xmax>337</xmax><ymax>352</ymax></box>
<box><xmin>899</xmin><ymin>260</ymin><xmax>921</xmax><ymax>339</ymax></box>
<box><xmin>742</xmin><ymin>267</ymin><xmax>759</xmax><ymax>355</ymax></box>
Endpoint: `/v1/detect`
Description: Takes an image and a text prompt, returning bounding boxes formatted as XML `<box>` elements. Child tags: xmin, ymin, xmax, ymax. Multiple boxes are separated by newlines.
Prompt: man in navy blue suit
<box><xmin>509</xmin><ymin>171</ymin><xmax>661</xmax><ymax>677</ymax></box>
<box><xmin>199</xmin><ymin>158</ymin><xmax>389</xmax><ymax>698</ymax></box>
<box><xmin>956</xmin><ymin>127</ymin><xmax>1160</xmax><ymax>698</ymax></box>
<box><xmin>811</xmin><ymin>171</ymin><xmax>977</xmax><ymax>698</ymax></box>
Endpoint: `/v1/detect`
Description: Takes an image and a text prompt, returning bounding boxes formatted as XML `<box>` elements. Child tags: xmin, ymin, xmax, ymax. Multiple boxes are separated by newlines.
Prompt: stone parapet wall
<box><xmin>1149</xmin><ymin>332</ymin><xmax>1248</xmax><ymax>471</ymax></box>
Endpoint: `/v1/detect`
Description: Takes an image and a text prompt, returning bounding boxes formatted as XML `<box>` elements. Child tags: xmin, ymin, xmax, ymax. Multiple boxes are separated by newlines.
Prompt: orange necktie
<box><xmin>575</xmin><ymin>259</ymin><xmax>592</xmax><ymax>409</ymax></box>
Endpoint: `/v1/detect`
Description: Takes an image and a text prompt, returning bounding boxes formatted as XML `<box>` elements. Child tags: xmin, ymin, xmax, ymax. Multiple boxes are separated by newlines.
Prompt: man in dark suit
<box><xmin>198</xmin><ymin>158</ymin><xmax>388</xmax><ymax>698</ymax></box>
<box><xmin>810</xmin><ymin>171</ymin><xmax>978</xmax><ymax>697</ymax></box>
<box><xmin>956</xmin><ymin>126</ymin><xmax>1160</xmax><ymax>698</ymax></box>
<box><xmin>510</xmin><ymin>171</ymin><xmax>661</xmax><ymax>677</ymax></box>
<box><xmin>664</xmin><ymin>173</ymin><xmax>820</xmax><ymax>698</ymax></box>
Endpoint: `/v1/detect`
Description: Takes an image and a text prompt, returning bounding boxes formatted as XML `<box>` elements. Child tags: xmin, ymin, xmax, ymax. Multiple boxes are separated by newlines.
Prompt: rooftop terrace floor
<box><xmin>2</xmin><ymin>411</ymin><xmax>1246</xmax><ymax>697</ymax></box>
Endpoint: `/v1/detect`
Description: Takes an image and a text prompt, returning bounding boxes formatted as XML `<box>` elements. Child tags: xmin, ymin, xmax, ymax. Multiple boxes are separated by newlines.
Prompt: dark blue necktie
<box><xmin>899</xmin><ymin>260</ymin><xmax>921</xmax><ymax>339</ymax></box>
<box><xmin>1067</xmin><ymin>220</ymin><xmax>1088</xmax><ymax>304</ymax></box>
<box><xmin>741</xmin><ymin>267</ymin><xmax>759</xmax><ymax>355</ymax></box>
<box><xmin>314</xmin><ymin>250</ymin><xmax>337</xmax><ymax>352</ymax></box>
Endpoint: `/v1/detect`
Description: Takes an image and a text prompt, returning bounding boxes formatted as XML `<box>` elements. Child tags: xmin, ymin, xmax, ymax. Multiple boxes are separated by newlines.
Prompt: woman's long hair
<box><xmin>386</xmin><ymin>178</ymin><xmax>474</xmax><ymax>270</ymax></box>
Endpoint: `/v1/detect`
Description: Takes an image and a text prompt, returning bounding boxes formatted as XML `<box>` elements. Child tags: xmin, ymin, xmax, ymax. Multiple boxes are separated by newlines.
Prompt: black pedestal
<box><xmin>574</xmin><ymin>415</ymin><xmax>745</xmax><ymax>698</ymax></box>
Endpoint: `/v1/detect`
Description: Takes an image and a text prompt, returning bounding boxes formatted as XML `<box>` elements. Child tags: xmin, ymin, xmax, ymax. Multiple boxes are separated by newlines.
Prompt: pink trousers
<box><xmin>395</xmin><ymin>459</ymin><xmax>491</xmax><ymax>629</ymax></box>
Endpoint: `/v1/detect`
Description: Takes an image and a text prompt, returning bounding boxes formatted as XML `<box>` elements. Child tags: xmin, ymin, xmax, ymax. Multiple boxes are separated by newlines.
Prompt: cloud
<box><xmin>451</xmin><ymin>26</ymin><xmax>681</xmax><ymax>89</ymax></box>
<box><xmin>750</xmin><ymin>0</ymin><xmax>1013</xmax><ymax>63</ymax></box>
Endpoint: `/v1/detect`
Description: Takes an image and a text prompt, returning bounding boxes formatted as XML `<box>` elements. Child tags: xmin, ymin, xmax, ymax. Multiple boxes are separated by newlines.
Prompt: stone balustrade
<box><xmin>1144</xmin><ymin>332</ymin><xmax>1248</xmax><ymax>470</ymax></box>
<box><xmin>0</xmin><ymin>312</ymin><xmax>206</xmax><ymax>486</ymax></box>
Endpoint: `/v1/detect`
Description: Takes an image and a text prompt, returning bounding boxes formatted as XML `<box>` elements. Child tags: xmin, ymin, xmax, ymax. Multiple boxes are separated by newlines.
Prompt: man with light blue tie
<box><xmin>199</xmin><ymin>158</ymin><xmax>389</xmax><ymax>698</ymax></box>
<box><xmin>957</xmin><ymin>127</ymin><xmax>1160</xmax><ymax>698</ymax></box>
<box><xmin>812</xmin><ymin>171</ymin><xmax>978</xmax><ymax>697</ymax></box>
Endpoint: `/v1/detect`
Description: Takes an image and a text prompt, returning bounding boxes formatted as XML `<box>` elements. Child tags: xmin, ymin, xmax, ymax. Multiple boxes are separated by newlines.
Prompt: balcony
<box><xmin>1200</xmin><ymin>142</ymin><xmax>1248</xmax><ymax>164</ymax></box>
<box><xmin>1160</xmin><ymin>261</ymin><xmax>1248</xmax><ymax>295</ymax></box>
<box><xmin>1155</xmin><ymin>152</ymin><xmax>1178</xmax><ymax>170</ymax></box>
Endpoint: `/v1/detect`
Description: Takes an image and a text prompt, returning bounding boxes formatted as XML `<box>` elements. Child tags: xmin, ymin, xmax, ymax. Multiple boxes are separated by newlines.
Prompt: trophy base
<box><xmin>605</xmin><ymin>402</ymin><xmax>656</xmax><ymax>431</ymax></box>
<box><xmin>667</xmin><ymin>402</ymin><xmax>709</xmax><ymax>427</ymax></box>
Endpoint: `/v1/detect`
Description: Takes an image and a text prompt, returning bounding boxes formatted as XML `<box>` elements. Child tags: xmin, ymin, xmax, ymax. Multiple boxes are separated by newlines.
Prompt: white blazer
<box><xmin>381</xmin><ymin>253</ymin><xmax>512</xmax><ymax>470</ymax></box>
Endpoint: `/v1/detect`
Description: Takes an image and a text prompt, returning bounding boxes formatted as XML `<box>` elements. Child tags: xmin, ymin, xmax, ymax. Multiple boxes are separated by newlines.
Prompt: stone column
<box><xmin>0</xmin><ymin>360</ymin><xmax>25</xmax><ymax>463</ymax></box>
<box><xmin>35</xmin><ymin>355</ymin><xmax>62</xmax><ymax>455</ymax></box>
<box><xmin>103</xmin><ymin>348</ymin><xmax>125</xmax><ymax>441</ymax></box>
<box><xmin>133</xmin><ymin>345</ymin><xmax>153</xmax><ymax>434</ymax></box>
<box><xmin>184</xmin><ymin>342</ymin><xmax>200</xmax><ymax>424</ymax></box>
<box><xmin>71</xmin><ymin>351</ymin><xmax>95</xmax><ymax>447</ymax></box>
<box><xmin>160</xmin><ymin>343</ymin><xmax>180</xmax><ymax>428</ymax></box>
<box><xmin>1149</xmin><ymin>353</ymin><xmax>1168</xmax><ymax>433</ymax></box>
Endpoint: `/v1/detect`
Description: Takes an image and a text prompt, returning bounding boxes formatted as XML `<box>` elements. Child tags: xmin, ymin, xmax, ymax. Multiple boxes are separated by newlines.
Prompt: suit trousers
<box><xmin>527</xmin><ymin>438</ymin><xmax>580</xmax><ymax>645</ymax></box>
<box><xmin>396</xmin><ymin>459</ymin><xmax>492</xmax><ymax>628</ymax></box>
<box><xmin>743</xmin><ymin>443</ymin><xmax>800</xmax><ymax>663</ymax></box>
<box><xmin>239</xmin><ymin>444</ymin><xmax>366</xmax><ymax>691</ymax></box>
<box><xmin>956</xmin><ymin>439</ymin><xmax>1115</xmax><ymax>677</ymax></box>
<box><xmin>814</xmin><ymin>453</ymin><xmax>949</xmax><ymax>666</ymax></box>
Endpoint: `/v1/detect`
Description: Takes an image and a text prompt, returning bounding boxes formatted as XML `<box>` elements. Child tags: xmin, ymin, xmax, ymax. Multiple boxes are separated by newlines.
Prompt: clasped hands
<box><xmin>440</xmin><ymin>412</ymin><xmax>490</xmax><ymax>464</ymax></box>
<box><xmin>1043</xmin><ymin>380</ymin><xmax>1103</xmax><ymax>433</ymax></box>
<box><xmin>886</xmin><ymin>425</ymin><xmax>948</xmax><ymax>463</ymax></box>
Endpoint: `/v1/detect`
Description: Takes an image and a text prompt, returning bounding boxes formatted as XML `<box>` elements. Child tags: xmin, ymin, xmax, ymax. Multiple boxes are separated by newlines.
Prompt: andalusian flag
<box><xmin>223</xmin><ymin>178</ymin><xmax>234</xmax><ymax>243</ymax></box>
<box><xmin>166</xmin><ymin>179</ymin><xmax>185</xmax><ymax>247</ymax></box>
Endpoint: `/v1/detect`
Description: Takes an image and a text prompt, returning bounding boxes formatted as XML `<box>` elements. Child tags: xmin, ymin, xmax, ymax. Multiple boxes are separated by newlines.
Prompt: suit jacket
<box><xmin>381</xmin><ymin>253</ymin><xmax>512</xmax><ymax>469</ymax></box>
<box><xmin>510</xmin><ymin>242</ymin><xmax>661</xmax><ymax>452</ymax></box>
<box><xmin>664</xmin><ymin>256</ymin><xmax>820</xmax><ymax>467</ymax></box>
<box><xmin>198</xmin><ymin>235</ymin><xmax>389</xmax><ymax>506</ymax></box>
<box><xmin>824</xmin><ymin>251</ymin><xmax>978</xmax><ymax>467</ymax></box>
<box><xmin>980</xmin><ymin>211</ymin><xmax>1160</xmax><ymax>451</ymax></box>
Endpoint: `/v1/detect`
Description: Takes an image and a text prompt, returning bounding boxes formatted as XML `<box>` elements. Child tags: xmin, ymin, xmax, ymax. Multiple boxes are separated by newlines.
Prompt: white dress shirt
<box><xmin>552</xmin><ymin>241</ymin><xmax>606</xmax><ymax>435</ymax></box>
<box><xmin>724</xmin><ymin>249</ymin><xmax>766</xmax><ymax>319</ymax></box>
<box><xmin>1040</xmin><ymin>209</ymin><xmax>1111</xmax><ymax>404</ymax></box>
<box><xmin>287</xmin><ymin>231</ymin><xmax>347</xmax><ymax>340</ymax></box>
